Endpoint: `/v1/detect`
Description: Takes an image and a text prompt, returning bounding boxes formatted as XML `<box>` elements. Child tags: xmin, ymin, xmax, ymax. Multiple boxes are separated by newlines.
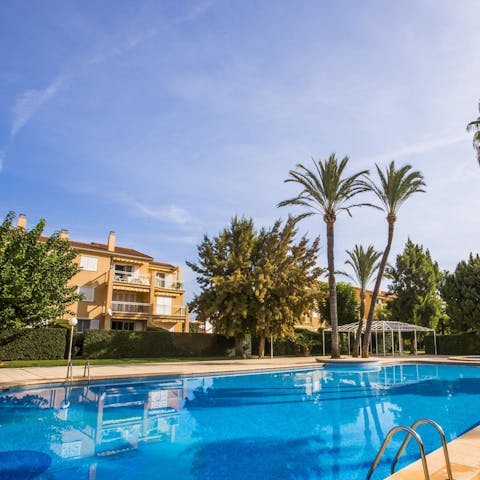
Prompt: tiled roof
<box><xmin>150</xmin><ymin>260</ymin><xmax>176</xmax><ymax>269</ymax></box>
<box><xmin>79</xmin><ymin>241</ymin><xmax>153</xmax><ymax>259</ymax></box>
<box><xmin>41</xmin><ymin>236</ymin><xmax>153</xmax><ymax>259</ymax></box>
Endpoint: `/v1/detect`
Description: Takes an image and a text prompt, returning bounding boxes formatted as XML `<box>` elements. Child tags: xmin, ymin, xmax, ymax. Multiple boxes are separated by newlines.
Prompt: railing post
<box><xmin>391</xmin><ymin>419</ymin><xmax>453</xmax><ymax>480</ymax></box>
<box><xmin>366</xmin><ymin>426</ymin><xmax>429</xmax><ymax>480</ymax></box>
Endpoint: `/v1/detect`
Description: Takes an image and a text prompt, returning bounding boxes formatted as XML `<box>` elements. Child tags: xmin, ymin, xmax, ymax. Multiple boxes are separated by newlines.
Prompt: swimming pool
<box><xmin>1</xmin><ymin>363</ymin><xmax>480</xmax><ymax>479</ymax></box>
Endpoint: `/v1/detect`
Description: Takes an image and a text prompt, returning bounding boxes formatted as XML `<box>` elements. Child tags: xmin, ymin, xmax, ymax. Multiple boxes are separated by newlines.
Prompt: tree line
<box><xmin>189</xmin><ymin>99</ymin><xmax>480</xmax><ymax>358</ymax></box>
<box><xmin>1</xmin><ymin>102</ymin><xmax>479</xmax><ymax>349</ymax></box>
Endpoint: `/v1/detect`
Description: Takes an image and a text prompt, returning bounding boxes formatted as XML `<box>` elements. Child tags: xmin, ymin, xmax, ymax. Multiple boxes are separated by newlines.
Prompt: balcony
<box><xmin>154</xmin><ymin>279</ymin><xmax>183</xmax><ymax>290</ymax></box>
<box><xmin>114</xmin><ymin>273</ymin><xmax>151</xmax><ymax>286</ymax></box>
<box><xmin>112</xmin><ymin>301</ymin><xmax>151</xmax><ymax>314</ymax></box>
<box><xmin>154</xmin><ymin>306</ymin><xmax>187</xmax><ymax>317</ymax></box>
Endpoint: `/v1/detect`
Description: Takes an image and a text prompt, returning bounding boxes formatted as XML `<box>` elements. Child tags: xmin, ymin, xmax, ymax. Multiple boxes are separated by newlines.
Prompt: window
<box><xmin>111</xmin><ymin>321</ymin><xmax>134</xmax><ymax>331</ymax></box>
<box><xmin>156</xmin><ymin>272</ymin><xmax>174</xmax><ymax>288</ymax></box>
<box><xmin>156</xmin><ymin>272</ymin><xmax>166</xmax><ymax>288</ymax></box>
<box><xmin>156</xmin><ymin>296</ymin><xmax>172</xmax><ymax>315</ymax></box>
<box><xmin>77</xmin><ymin>319</ymin><xmax>90</xmax><ymax>333</ymax></box>
<box><xmin>114</xmin><ymin>264</ymin><xmax>133</xmax><ymax>275</ymax></box>
<box><xmin>79</xmin><ymin>255</ymin><xmax>98</xmax><ymax>272</ymax></box>
<box><xmin>78</xmin><ymin>286</ymin><xmax>95</xmax><ymax>302</ymax></box>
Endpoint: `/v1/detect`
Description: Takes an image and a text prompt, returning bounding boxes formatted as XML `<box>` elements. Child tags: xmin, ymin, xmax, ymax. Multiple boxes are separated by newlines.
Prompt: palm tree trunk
<box><xmin>352</xmin><ymin>290</ymin><xmax>366</xmax><ymax>357</ymax></box>
<box><xmin>258</xmin><ymin>336</ymin><xmax>265</xmax><ymax>359</ymax></box>
<box><xmin>326</xmin><ymin>218</ymin><xmax>339</xmax><ymax>358</ymax></box>
<box><xmin>362</xmin><ymin>219</ymin><xmax>395</xmax><ymax>358</ymax></box>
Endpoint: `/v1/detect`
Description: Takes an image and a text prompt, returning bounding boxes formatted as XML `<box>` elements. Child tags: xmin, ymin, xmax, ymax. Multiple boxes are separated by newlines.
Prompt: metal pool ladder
<box><xmin>65</xmin><ymin>359</ymin><xmax>91</xmax><ymax>383</ymax></box>
<box><xmin>83</xmin><ymin>359</ymin><xmax>91</xmax><ymax>382</ymax></box>
<box><xmin>366</xmin><ymin>418</ymin><xmax>453</xmax><ymax>480</ymax></box>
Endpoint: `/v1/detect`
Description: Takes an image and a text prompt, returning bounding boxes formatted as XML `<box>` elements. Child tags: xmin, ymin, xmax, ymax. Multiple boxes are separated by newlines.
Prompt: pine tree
<box><xmin>441</xmin><ymin>254</ymin><xmax>480</xmax><ymax>332</ymax></box>
<box><xmin>187</xmin><ymin>217</ymin><xmax>321</xmax><ymax>357</ymax></box>
<box><xmin>386</xmin><ymin>239</ymin><xmax>443</xmax><ymax>328</ymax></box>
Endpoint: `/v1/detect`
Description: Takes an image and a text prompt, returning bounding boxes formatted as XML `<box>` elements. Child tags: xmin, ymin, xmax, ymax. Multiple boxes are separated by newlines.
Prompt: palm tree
<box><xmin>278</xmin><ymin>154</ymin><xmax>370</xmax><ymax>358</ymax></box>
<box><xmin>467</xmin><ymin>100</ymin><xmax>480</xmax><ymax>165</ymax></box>
<box><xmin>361</xmin><ymin>161</ymin><xmax>426</xmax><ymax>358</ymax></box>
<box><xmin>342</xmin><ymin>245</ymin><xmax>381</xmax><ymax>357</ymax></box>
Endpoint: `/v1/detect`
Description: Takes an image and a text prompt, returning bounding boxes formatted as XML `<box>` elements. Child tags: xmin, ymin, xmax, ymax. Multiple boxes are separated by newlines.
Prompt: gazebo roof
<box><xmin>326</xmin><ymin>321</ymin><xmax>435</xmax><ymax>333</ymax></box>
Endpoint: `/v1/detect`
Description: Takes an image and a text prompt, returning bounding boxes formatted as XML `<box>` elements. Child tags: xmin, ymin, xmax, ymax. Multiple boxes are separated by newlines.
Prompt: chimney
<box><xmin>107</xmin><ymin>231</ymin><xmax>116</xmax><ymax>252</ymax></box>
<box><xmin>60</xmin><ymin>229</ymin><xmax>69</xmax><ymax>240</ymax></box>
<box><xmin>17</xmin><ymin>213</ymin><xmax>27</xmax><ymax>229</ymax></box>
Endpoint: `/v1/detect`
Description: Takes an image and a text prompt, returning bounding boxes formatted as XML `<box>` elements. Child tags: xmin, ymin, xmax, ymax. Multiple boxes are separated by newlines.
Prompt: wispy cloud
<box><xmin>11</xmin><ymin>76</ymin><xmax>67</xmax><ymax>137</ymax></box>
<box><xmin>88</xmin><ymin>29</ymin><xmax>156</xmax><ymax>65</ymax></box>
<box><xmin>0</xmin><ymin>151</ymin><xmax>4</xmax><ymax>174</ymax></box>
<box><xmin>367</xmin><ymin>133</ymin><xmax>469</xmax><ymax>165</ymax></box>
<box><xmin>177</xmin><ymin>0</ymin><xmax>217</xmax><ymax>23</ymax></box>
<box><xmin>74</xmin><ymin>186</ymin><xmax>203</xmax><ymax>228</ymax></box>
<box><xmin>132</xmin><ymin>200</ymin><xmax>199</xmax><ymax>225</ymax></box>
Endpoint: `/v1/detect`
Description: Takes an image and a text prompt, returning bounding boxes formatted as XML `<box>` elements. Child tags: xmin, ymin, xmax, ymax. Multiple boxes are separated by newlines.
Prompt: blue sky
<box><xmin>1</xmin><ymin>0</ymin><xmax>480</xmax><ymax>303</ymax></box>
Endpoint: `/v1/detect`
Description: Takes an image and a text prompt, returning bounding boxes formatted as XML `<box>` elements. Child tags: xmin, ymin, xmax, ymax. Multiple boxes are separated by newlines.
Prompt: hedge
<box><xmin>83</xmin><ymin>329</ymin><xmax>235</xmax><ymax>359</ymax></box>
<box><xmin>425</xmin><ymin>333</ymin><xmax>480</xmax><ymax>355</ymax></box>
<box><xmin>251</xmin><ymin>330</ymin><xmax>340</xmax><ymax>357</ymax></box>
<box><xmin>0</xmin><ymin>328</ymin><xmax>68</xmax><ymax>360</ymax></box>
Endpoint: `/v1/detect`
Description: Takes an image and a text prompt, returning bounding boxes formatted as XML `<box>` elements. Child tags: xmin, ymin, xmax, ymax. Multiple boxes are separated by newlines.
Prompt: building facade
<box><xmin>68</xmin><ymin>230</ymin><xmax>189</xmax><ymax>333</ymax></box>
<box><xmin>14</xmin><ymin>214</ymin><xmax>189</xmax><ymax>333</ymax></box>
<box><xmin>296</xmin><ymin>285</ymin><xmax>389</xmax><ymax>331</ymax></box>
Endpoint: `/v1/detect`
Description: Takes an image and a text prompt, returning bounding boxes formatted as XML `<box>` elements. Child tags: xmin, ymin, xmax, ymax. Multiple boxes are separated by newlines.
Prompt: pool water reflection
<box><xmin>1</xmin><ymin>364</ymin><xmax>480</xmax><ymax>480</ymax></box>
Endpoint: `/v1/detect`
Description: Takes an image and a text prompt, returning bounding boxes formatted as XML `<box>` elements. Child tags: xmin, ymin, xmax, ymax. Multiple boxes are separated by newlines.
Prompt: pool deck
<box><xmin>2</xmin><ymin>354</ymin><xmax>480</xmax><ymax>479</ymax></box>
<box><xmin>0</xmin><ymin>354</ymin><xmax>467</xmax><ymax>389</ymax></box>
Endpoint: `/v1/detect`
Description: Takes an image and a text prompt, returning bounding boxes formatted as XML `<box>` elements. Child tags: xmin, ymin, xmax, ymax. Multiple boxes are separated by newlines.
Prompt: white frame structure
<box><xmin>322</xmin><ymin>321</ymin><xmax>437</xmax><ymax>357</ymax></box>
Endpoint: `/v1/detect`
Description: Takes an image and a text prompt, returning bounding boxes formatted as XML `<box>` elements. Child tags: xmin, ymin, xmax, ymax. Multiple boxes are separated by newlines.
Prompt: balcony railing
<box><xmin>112</xmin><ymin>301</ymin><xmax>151</xmax><ymax>314</ymax></box>
<box><xmin>154</xmin><ymin>279</ymin><xmax>183</xmax><ymax>290</ymax></box>
<box><xmin>155</xmin><ymin>306</ymin><xmax>187</xmax><ymax>317</ymax></box>
<box><xmin>114</xmin><ymin>273</ymin><xmax>151</xmax><ymax>286</ymax></box>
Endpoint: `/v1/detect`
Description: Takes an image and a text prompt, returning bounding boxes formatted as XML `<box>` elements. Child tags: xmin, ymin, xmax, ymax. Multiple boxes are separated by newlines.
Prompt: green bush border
<box><xmin>83</xmin><ymin>329</ymin><xmax>235</xmax><ymax>359</ymax></box>
<box><xmin>425</xmin><ymin>333</ymin><xmax>480</xmax><ymax>355</ymax></box>
<box><xmin>0</xmin><ymin>328</ymin><xmax>68</xmax><ymax>360</ymax></box>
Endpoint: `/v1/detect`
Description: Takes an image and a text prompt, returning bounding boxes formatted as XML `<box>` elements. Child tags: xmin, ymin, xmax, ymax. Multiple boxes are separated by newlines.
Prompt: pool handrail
<box><xmin>390</xmin><ymin>418</ymin><xmax>453</xmax><ymax>480</ymax></box>
<box><xmin>366</xmin><ymin>426</ymin><xmax>429</xmax><ymax>480</ymax></box>
<box><xmin>83</xmin><ymin>359</ymin><xmax>90</xmax><ymax>382</ymax></box>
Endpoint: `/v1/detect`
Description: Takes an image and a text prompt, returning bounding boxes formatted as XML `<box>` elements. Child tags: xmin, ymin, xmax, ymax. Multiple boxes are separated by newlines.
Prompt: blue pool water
<box><xmin>1</xmin><ymin>363</ymin><xmax>480</xmax><ymax>479</ymax></box>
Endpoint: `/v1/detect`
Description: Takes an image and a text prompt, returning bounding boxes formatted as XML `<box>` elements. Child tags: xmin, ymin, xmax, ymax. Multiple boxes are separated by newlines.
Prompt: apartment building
<box><xmin>296</xmin><ymin>285</ymin><xmax>389</xmax><ymax>331</ymax></box>
<box><xmin>71</xmin><ymin>230</ymin><xmax>189</xmax><ymax>333</ymax></box>
<box><xmin>15</xmin><ymin>214</ymin><xmax>189</xmax><ymax>333</ymax></box>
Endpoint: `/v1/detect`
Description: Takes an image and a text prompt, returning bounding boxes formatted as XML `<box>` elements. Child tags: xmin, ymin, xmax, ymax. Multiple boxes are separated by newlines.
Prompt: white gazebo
<box><xmin>322</xmin><ymin>320</ymin><xmax>437</xmax><ymax>356</ymax></box>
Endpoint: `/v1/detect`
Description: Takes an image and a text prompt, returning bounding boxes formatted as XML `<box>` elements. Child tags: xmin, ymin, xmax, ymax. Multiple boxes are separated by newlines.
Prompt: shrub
<box><xmin>0</xmin><ymin>328</ymin><xmax>68</xmax><ymax>360</ymax></box>
<box><xmin>250</xmin><ymin>330</ymin><xmax>327</xmax><ymax>357</ymax></box>
<box><xmin>425</xmin><ymin>333</ymin><xmax>480</xmax><ymax>355</ymax></box>
<box><xmin>83</xmin><ymin>330</ymin><xmax>235</xmax><ymax>359</ymax></box>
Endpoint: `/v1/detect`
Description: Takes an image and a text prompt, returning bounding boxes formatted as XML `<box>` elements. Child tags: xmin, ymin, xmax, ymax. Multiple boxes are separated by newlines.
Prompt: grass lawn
<box><xmin>0</xmin><ymin>357</ymin><xmax>233</xmax><ymax>368</ymax></box>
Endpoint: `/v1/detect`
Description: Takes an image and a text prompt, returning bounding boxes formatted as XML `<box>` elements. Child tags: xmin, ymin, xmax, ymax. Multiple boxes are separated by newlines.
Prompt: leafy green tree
<box><xmin>187</xmin><ymin>217</ymin><xmax>257</xmax><ymax>346</ymax></box>
<box><xmin>360</xmin><ymin>162</ymin><xmax>426</xmax><ymax>357</ymax></box>
<box><xmin>251</xmin><ymin>219</ymin><xmax>321</xmax><ymax>357</ymax></box>
<box><xmin>278</xmin><ymin>154</ymin><xmax>369</xmax><ymax>358</ymax></box>
<box><xmin>385</xmin><ymin>239</ymin><xmax>443</xmax><ymax>328</ymax></box>
<box><xmin>292</xmin><ymin>328</ymin><xmax>323</xmax><ymax>356</ymax></box>
<box><xmin>441</xmin><ymin>254</ymin><xmax>480</xmax><ymax>332</ymax></box>
<box><xmin>467</xmin><ymin>101</ymin><xmax>480</xmax><ymax>164</ymax></box>
<box><xmin>187</xmin><ymin>217</ymin><xmax>321</xmax><ymax>358</ymax></box>
<box><xmin>342</xmin><ymin>244</ymin><xmax>381</xmax><ymax>357</ymax></box>
<box><xmin>318</xmin><ymin>282</ymin><xmax>359</xmax><ymax>326</ymax></box>
<box><xmin>0</xmin><ymin>212</ymin><xmax>80</xmax><ymax>329</ymax></box>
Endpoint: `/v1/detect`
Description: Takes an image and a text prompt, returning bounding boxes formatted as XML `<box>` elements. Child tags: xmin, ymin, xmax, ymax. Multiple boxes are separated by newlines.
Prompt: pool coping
<box><xmin>0</xmin><ymin>355</ymin><xmax>476</xmax><ymax>390</ymax></box>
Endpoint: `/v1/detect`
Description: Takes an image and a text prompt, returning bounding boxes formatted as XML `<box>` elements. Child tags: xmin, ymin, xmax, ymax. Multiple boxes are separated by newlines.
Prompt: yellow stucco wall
<box><xmin>64</xmin><ymin>239</ymin><xmax>188</xmax><ymax>333</ymax></box>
